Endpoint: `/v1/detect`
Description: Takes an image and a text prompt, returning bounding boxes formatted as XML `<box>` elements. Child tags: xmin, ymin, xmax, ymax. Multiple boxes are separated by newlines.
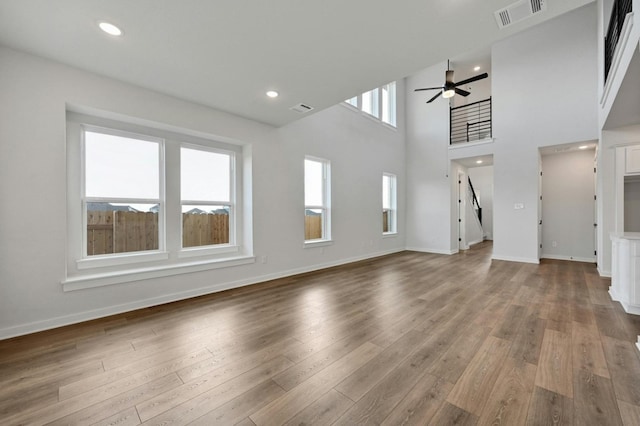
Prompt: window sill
<box><xmin>178</xmin><ymin>244</ymin><xmax>239</xmax><ymax>259</ymax></box>
<box><xmin>63</xmin><ymin>255</ymin><xmax>256</xmax><ymax>291</ymax></box>
<box><xmin>77</xmin><ymin>251</ymin><xmax>170</xmax><ymax>270</ymax></box>
<box><xmin>304</xmin><ymin>239</ymin><xmax>334</xmax><ymax>249</ymax></box>
<box><xmin>382</xmin><ymin>232</ymin><xmax>398</xmax><ymax>238</ymax></box>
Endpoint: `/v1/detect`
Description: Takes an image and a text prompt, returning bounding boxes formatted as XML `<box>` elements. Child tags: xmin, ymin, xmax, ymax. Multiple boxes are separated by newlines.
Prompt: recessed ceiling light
<box><xmin>266</xmin><ymin>90</ymin><xmax>279</xmax><ymax>98</ymax></box>
<box><xmin>476</xmin><ymin>160</ymin><xmax>483</xmax><ymax>164</ymax></box>
<box><xmin>98</xmin><ymin>22</ymin><xmax>123</xmax><ymax>36</ymax></box>
<box><xmin>578</xmin><ymin>145</ymin><xmax>589</xmax><ymax>149</ymax></box>
<box><xmin>474</xmin><ymin>66</ymin><xmax>481</xmax><ymax>72</ymax></box>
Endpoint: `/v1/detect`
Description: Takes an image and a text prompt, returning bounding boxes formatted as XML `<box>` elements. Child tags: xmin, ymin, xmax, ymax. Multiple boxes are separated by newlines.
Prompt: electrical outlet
<box><xmin>261</xmin><ymin>255</ymin><xmax>268</xmax><ymax>264</ymax></box>
<box><xmin>552</xmin><ymin>241</ymin><xmax>557</xmax><ymax>247</ymax></box>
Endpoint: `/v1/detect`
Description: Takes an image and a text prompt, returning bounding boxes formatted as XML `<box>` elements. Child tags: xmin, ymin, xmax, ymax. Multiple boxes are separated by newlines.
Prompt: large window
<box><xmin>66</xmin><ymin>112</ymin><xmax>248</xmax><ymax>289</ymax></box>
<box><xmin>344</xmin><ymin>81</ymin><xmax>397</xmax><ymax>127</ymax></box>
<box><xmin>304</xmin><ymin>157</ymin><xmax>331</xmax><ymax>242</ymax></box>
<box><xmin>383</xmin><ymin>173</ymin><xmax>397</xmax><ymax>234</ymax></box>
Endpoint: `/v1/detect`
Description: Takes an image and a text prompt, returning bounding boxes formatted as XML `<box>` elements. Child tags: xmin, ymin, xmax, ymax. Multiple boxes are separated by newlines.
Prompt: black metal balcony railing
<box><xmin>605</xmin><ymin>0</ymin><xmax>633</xmax><ymax>82</ymax></box>
<box><xmin>450</xmin><ymin>97</ymin><xmax>492</xmax><ymax>145</ymax></box>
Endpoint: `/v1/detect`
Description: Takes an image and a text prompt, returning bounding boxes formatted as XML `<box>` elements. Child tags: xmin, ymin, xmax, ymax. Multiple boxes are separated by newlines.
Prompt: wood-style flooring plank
<box><xmin>602</xmin><ymin>336</ymin><xmax>640</xmax><ymax>405</ymax></box>
<box><xmin>573</xmin><ymin>369</ymin><xmax>623</xmax><ymax>426</ymax></box>
<box><xmin>380</xmin><ymin>373</ymin><xmax>453</xmax><ymax>426</ymax></box>
<box><xmin>446</xmin><ymin>336</ymin><xmax>512</xmax><ymax>415</ymax></box>
<box><xmin>139</xmin><ymin>356</ymin><xmax>293</xmax><ymax>424</ymax></box>
<box><xmin>477</xmin><ymin>358</ymin><xmax>536</xmax><ymax>426</ymax></box>
<box><xmin>188</xmin><ymin>379</ymin><xmax>285</xmax><ymax>426</ymax></box>
<box><xmin>429</xmin><ymin>402</ymin><xmax>478</xmax><ymax>426</ymax></box>
<box><xmin>525</xmin><ymin>386</ymin><xmax>573</xmax><ymax>426</ymax></box>
<box><xmin>282</xmin><ymin>389</ymin><xmax>353</xmax><ymax>426</ymax></box>
<box><xmin>618</xmin><ymin>399</ymin><xmax>640</xmax><ymax>426</ymax></box>
<box><xmin>249</xmin><ymin>342</ymin><xmax>382</xmax><ymax>426</ymax></box>
<box><xmin>572</xmin><ymin>320</ymin><xmax>610</xmax><ymax>378</ymax></box>
<box><xmin>535</xmin><ymin>329</ymin><xmax>573</xmax><ymax>398</ymax></box>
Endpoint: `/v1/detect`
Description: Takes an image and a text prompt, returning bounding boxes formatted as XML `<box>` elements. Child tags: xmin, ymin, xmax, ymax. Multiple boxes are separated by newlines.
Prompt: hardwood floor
<box><xmin>2</xmin><ymin>242</ymin><xmax>640</xmax><ymax>425</ymax></box>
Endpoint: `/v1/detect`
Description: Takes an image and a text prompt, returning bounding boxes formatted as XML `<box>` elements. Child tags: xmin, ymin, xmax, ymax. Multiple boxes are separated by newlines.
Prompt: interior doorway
<box><xmin>539</xmin><ymin>142</ymin><xmax>597</xmax><ymax>262</ymax></box>
<box><xmin>452</xmin><ymin>155</ymin><xmax>494</xmax><ymax>251</ymax></box>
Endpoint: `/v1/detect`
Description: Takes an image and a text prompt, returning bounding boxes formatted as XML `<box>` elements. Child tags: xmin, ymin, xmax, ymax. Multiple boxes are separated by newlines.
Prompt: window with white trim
<box><xmin>304</xmin><ymin>157</ymin><xmax>331</xmax><ymax>242</ymax></box>
<box><xmin>383</xmin><ymin>173</ymin><xmax>397</xmax><ymax>234</ymax></box>
<box><xmin>343</xmin><ymin>81</ymin><xmax>397</xmax><ymax>127</ymax></box>
<box><xmin>65</xmin><ymin>112</ymin><xmax>249</xmax><ymax>288</ymax></box>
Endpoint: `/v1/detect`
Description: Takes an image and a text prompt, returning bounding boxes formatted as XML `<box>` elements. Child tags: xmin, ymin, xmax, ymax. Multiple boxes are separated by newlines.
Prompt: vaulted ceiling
<box><xmin>0</xmin><ymin>0</ymin><xmax>594</xmax><ymax>126</ymax></box>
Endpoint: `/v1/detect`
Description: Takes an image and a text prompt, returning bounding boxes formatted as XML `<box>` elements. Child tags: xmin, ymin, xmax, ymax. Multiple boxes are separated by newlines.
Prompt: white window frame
<box><xmin>304</xmin><ymin>156</ymin><xmax>332</xmax><ymax>245</ymax></box>
<box><xmin>179</xmin><ymin>143</ymin><xmax>238</xmax><ymax>258</ymax></box>
<box><xmin>79</xmin><ymin>125</ymin><xmax>167</xmax><ymax>268</ymax></box>
<box><xmin>65</xmin><ymin>111</ymin><xmax>251</xmax><ymax>290</ymax></box>
<box><xmin>383</xmin><ymin>172</ymin><xmax>397</xmax><ymax>235</ymax></box>
<box><xmin>342</xmin><ymin>81</ymin><xmax>397</xmax><ymax>128</ymax></box>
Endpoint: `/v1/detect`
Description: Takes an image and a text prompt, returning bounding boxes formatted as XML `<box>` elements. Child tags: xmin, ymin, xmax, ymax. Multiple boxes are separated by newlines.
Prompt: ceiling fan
<box><xmin>415</xmin><ymin>60</ymin><xmax>488</xmax><ymax>103</ymax></box>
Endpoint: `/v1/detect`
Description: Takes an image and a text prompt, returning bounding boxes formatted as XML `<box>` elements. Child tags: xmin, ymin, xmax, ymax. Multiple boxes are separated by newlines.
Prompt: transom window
<box><xmin>344</xmin><ymin>81</ymin><xmax>397</xmax><ymax>127</ymax></box>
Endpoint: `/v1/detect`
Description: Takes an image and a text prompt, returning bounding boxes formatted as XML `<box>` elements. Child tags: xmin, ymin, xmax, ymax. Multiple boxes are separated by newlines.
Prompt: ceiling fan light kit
<box><xmin>415</xmin><ymin>60</ymin><xmax>488</xmax><ymax>103</ymax></box>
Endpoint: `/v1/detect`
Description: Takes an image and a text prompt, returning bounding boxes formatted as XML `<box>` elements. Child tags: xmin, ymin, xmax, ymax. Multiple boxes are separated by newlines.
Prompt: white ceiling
<box><xmin>0</xmin><ymin>0</ymin><xmax>594</xmax><ymax>127</ymax></box>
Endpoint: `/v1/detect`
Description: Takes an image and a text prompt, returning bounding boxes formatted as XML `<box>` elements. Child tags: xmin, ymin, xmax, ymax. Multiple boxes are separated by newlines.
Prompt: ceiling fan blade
<box><xmin>414</xmin><ymin>86</ymin><xmax>443</xmax><ymax>92</ymax></box>
<box><xmin>426</xmin><ymin>91</ymin><xmax>442</xmax><ymax>103</ymax></box>
<box><xmin>455</xmin><ymin>88</ymin><xmax>470</xmax><ymax>97</ymax></box>
<box><xmin>454</xmin><ymin>72</ymin><xmax>488</xmax><ymax>87</ymax></box>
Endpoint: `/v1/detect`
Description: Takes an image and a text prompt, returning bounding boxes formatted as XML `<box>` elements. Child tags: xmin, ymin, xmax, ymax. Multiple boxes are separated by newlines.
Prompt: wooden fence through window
<box><xmin>86</xmin><ymin>211</ymin><xmax>229</xmax><ymax>255</ymax></box>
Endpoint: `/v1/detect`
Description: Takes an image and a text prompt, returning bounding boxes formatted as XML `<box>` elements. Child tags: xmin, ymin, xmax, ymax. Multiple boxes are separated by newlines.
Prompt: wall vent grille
<box><xmin>494</xmin><ymin>0</ymin><xmax>547</xmax><ymax>29</ymax></box>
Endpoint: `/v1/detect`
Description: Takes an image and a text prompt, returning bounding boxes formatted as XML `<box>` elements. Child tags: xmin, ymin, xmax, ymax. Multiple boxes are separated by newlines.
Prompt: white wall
<box><xmin>405</xmin><ymin>61</ymin><xmax>457</xmax><ymax>254</ymax></box>
<box><xmin>491</xmin><ymin>4</ymin><xmax>598</xmax><ymax>263</ymax></box>
<box><xmin>541</xmin><ymin>149</ymin><xmax>596</xmax><ymax>262</ymax></box>
<box><xmin>468</xmin><ymin>165</ymin><xmax>494</xmax><ymax>240</ymax></box>
<box><xmin>0</xmin><ymin>47</ymin><xmax>406</xmax><ymax>338</ymax></box>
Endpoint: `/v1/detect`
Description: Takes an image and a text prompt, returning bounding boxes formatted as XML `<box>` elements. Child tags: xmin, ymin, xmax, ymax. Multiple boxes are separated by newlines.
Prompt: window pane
<box><xmin>181</xmin><ymin>148</ymin><xmax>230</xmax><ymax>202</ymax></box>
<box><xmin>305</xmin><ymin>159</ymin><xmax>324</xmax><ymax>206</ymax></box>
<box><xmin>85</xmin><ymin>131</ymin><xmax>159</xmax><ymax>199</ymax></box>
<box><xmin>86</xmin><ymin>202</ymin><xmax>158</xmax><ymax>256</ymax></box>
<box><xmin>383</xmin><ymin>209</ymin><xmax>390</xmax><ymax>233</ymax></box>
<box><xmin>345</xmin><ymin>96</ymin><xmax>357</xmax><ymax>107</ymax></box>
<box><xmin>362</xmin><ymin>88</ymin><xmax>379</xmax><ymax>117</ymax></box>
<box><xmin>305</xmin><ymin>208</ymin><xmax>323</xmax><ymax>240</ymax></box>
<box><xmin>182</xmin><ymin>205</ymin><xmax>230</xmax><ymax>247</ymax></box>
<box><xmin>382</xmin><ymin>82</ymin><xmax>396</xmax><ymax>126</ymax></box>
<box><xmin>383</xmin><ymin>175</ymin><xmax>391</xmax><ymax>209</ymax></box>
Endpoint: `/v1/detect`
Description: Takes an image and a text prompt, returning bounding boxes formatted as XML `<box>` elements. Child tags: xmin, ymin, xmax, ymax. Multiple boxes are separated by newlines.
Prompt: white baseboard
<box><xmin>541</xmin><ymin>254</ymin><xmax>596</xmax><ymax>263</ymax></box>
<box><xmin>405</xmin><ymin>246</ymin><xmax>458</xmax><ymax>255</ymax></box>
<box><xmin>0</xmin><ymin>248</ymin><xmax>404</xmax><ymax>340</ymax></box>
<box><xmin>491</xmin><ymin>254</ymin><xmax>540</xmax><ymax>264</ymax></box>
<box><xmin>598</xmin><ymin>266</ymin><xmax>612</xmax><ymax>278</ymax></box>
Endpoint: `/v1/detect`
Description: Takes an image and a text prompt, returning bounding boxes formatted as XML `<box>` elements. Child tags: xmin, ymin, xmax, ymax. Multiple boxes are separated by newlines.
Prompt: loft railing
<box><xmin>468</xmin><ymin>177</ymin><xmax>482</xmax><ymax>225</ymax></box>
<box><xmin>604</xmin><ymin>0</ymin><xmax>633</xmax><ymax>82</ymax></box>
<box><xmin>450</xmin><ymin>97</ymin><xmax>492</xmax><ymax>145</ymax></box>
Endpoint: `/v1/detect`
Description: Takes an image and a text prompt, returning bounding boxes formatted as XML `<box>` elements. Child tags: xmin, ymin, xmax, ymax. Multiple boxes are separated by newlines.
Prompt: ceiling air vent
<box><xmin>495</xmin><ymin>0</ymin><xmax>547</xmax><ymax>29</ymax></box>
<box><xmin>290</xmin><ymin>103</ymin><xmax>314</xmax><ymax>114</ymax></box>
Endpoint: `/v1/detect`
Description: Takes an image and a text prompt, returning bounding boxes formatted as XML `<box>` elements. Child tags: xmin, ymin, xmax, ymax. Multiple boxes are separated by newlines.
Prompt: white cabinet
<box><xmin>626</xmin><ymin>145</ymin><xmax>640</xmax><ymax>174</ymax></box>
<box><xmin>610</xmin><ymin>233</ymin><xmax>640</xmax><ymax>314</ymax></box>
